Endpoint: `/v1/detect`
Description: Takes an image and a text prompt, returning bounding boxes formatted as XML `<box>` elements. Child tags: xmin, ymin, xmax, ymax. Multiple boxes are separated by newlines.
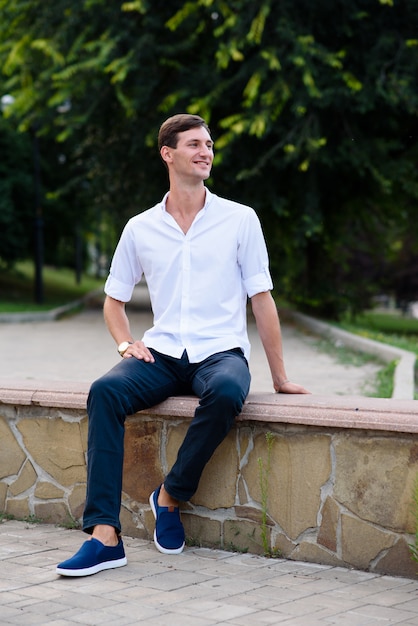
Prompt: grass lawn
<box><xmin>337</xmin><ymin>310</ymin><xmax>418</xmax><ymax>399</ymax></box>
<box><xmin>0</xmin><ymin>261</ymin><xmax>104</xmax><ymax>313</ymax></box>
<box><xmin>338</xmin><ymin>311</ymin><xmax>418</xmax><ymax>357</ymax></box>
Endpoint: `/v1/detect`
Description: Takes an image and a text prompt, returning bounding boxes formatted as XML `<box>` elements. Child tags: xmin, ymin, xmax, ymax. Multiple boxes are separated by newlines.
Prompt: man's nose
<box><xmin>200</xmin><ymin>144</ymin><xmax>212</xmax><ymax>156</ymax></box>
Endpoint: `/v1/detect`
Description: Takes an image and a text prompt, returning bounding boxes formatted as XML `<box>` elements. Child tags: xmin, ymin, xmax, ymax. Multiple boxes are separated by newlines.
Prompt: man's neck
<box><xmin>165</xmin><ymin>182</ymin><xmax>206</xmax><ymax>233</ymax></box>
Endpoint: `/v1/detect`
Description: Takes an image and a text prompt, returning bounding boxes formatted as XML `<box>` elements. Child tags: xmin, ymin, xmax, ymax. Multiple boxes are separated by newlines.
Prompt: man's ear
<box><xmin>160</xmin><ymin>145</ymin><xmax>173</xmax><ymax>164</ymax></box>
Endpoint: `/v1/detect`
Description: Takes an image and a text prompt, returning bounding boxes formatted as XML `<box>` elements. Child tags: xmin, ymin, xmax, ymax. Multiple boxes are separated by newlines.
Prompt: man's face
<box><xmin>162</xmin><ymin>126</ymin><xmax>214</xmax><ymax>181</ymax></box>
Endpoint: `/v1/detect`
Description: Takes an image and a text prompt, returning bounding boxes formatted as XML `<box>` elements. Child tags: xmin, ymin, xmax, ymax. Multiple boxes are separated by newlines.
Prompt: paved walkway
<box><xmin>1</xmin><ymin>520</ymin><xmax>418</xmax><ymax>625</ymax></box>
<box><xmin>0</xmin><ymin>286</ymin><xmax>381</xmax><ymax>396</ymax></box>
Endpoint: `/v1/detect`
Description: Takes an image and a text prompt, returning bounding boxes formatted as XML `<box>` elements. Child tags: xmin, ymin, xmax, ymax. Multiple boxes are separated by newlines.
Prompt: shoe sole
<box><xmin>149</xmin><ymin>491</ymin><xmax>185</xmax><ymax>555</ymax></box>
<box><xmin>56</xmin><ymin>556</ymin><xmax>127</xmax><ymax>577</ymax></box>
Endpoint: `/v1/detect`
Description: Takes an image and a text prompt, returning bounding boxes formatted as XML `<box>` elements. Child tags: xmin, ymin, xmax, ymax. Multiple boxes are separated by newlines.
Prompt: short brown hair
<box><xmin>158</xmin><ymin>114</ymin><xmax>211</xmax><ymax>150</ymax></box>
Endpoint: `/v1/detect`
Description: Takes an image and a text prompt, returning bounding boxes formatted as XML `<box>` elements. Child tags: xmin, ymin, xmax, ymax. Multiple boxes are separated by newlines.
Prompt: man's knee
<box><xmin>88</xmin><ymin>374</ymin><xmax>111</xmax><ymax>405</ymax></box>
<box><xmin>206</xmin><ymin>374</ymin><xmax>248</xmax><ymax>413</ymax></box>
<box><xmin>87</xmin><ymin>371</ymin><xmax>129</xmax><ymax>416</ymax></box>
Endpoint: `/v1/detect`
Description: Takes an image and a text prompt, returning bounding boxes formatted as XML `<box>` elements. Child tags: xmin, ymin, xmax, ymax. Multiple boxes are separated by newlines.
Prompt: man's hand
<box><xmin>275</xmin><ymin>380</ymin><xmax>310</xmax><ymax>394</ymax></box>
<box><xmin>122</xmin><ymin>340</ymin><xmax>155</xmax><ymax>363</ymax></box>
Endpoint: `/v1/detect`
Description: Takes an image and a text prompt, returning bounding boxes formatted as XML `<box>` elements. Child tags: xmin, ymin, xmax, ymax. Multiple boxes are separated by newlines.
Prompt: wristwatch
<box><xmin>117</xmin><ymin>341</ymin><xmax>133</xmax><ymax>357</ymax></box>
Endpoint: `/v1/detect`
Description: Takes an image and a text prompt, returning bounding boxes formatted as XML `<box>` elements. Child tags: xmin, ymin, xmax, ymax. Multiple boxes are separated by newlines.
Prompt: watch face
<box><xmin>118</xmin><ymin>341</ymin><xmax>131</xmax><ymax>354</ymax></box>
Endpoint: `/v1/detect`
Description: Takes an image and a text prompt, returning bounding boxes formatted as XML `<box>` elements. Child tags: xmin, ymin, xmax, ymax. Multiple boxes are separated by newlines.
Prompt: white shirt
<box><xmin>105</xmin><ymin>188</ymin><xmax>273</xmax><ymax>362</ymax></box>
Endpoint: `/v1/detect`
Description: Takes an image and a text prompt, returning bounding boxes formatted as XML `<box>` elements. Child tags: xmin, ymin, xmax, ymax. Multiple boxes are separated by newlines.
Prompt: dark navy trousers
<box><xmin>82</xmin><ymin>348</ymin><xmax>251</xmax><ymax>534</ymax></box>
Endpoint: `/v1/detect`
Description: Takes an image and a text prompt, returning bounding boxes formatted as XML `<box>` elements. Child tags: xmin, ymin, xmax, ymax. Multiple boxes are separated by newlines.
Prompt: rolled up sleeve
<box><xmin>104</xmin><ymin>220</ymin><xmax>143</xmax><ymax>302</ymax></box>
<box><xmin>104</xmin><ymin>273</ymin><xmax>135</xmax><ymax>302</ymax></box>
<box><xmin>244</xmin><ymin>266</ymin><xmax>273</xmax><ymax>298</ymax></box>
<box><xmin>239</xmin><ymin>209</ymin><xmax>274</xmax><ymax>298</ymax></box>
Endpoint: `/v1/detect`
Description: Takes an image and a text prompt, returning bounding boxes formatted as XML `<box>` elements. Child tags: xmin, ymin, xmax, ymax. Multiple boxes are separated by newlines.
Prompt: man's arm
<box><xmin>250</xmin><ymin>291</ymin><xmax>309</xmax><ymax>394</ymax></box>
<box><xmin>103</xmin><ymin>295</ymin><xmax>155</xmax><ymax>362</ymax></box>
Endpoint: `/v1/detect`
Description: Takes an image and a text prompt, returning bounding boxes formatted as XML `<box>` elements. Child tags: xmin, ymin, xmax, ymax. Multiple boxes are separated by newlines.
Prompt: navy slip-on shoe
<box><xmin>149</xmin><ymin>485</ymin><xmax>185</xmax><ymax>555</ymax></box>
<box><xmin>56</xmin><ymin>537</ymin><xmax>127</xmax><ymax>577</ymax></box>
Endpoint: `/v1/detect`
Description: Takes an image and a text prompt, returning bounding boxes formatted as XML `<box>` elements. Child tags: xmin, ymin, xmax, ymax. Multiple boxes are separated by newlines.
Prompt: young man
<box><xmin>56</xmin><ymin>114</ymin><xmax>309</xmax><ymax>577</ymax></box>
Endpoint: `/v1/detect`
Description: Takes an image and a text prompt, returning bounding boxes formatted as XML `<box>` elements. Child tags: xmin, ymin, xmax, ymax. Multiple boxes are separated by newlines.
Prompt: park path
<box><xmin>0</xmin><ymin>286</ymin><xmax>380</xmax><ymax>395</ymax></box>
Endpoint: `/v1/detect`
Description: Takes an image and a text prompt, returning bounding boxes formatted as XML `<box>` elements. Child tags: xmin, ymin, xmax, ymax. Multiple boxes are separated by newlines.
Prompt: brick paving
<box><xmin>1</xmin><ymin>520</ymin><xmax>418</xmax><ymax>625</ymax></box>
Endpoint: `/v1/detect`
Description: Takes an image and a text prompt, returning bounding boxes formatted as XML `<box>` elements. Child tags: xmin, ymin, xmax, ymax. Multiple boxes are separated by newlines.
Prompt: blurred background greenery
<box><xmin>1</xmin><ymin>0</ymin><xmax>417</xmax><ymax>327</ymax></box>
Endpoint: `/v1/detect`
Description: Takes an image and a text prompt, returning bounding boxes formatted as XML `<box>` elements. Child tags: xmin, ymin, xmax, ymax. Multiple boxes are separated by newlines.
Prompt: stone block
<box><xmin>224</xmin><ymin>518</ymin><xmax>269</xmax><ymax>555</ymax></box>
<box><xmin>35</xmin><ymin>482</ymin><xmax>65</xmax><ymax>500</ymax></box>
<box><xmin>165</xmin><ymin>422</ymin><xmax>188</xmax><ymax>471</ymax></box>
<box><xmin>182</xmin><ymin>513</ymin><xmax>222</xmax><ymax>548</ymax></box>
<box><xmin>0</xmin><ymin>417</ymin><xmax>26</xmax><ymax>478</ymax></box>
<box><xmin>34</xmin><ymin>501</ymin><xmax>70</xmax><ymax>524</ymax></box>
<box><xmin>6</xmin><ymin>498</ymin><xmax>30</xmax><ymax>519</ymax></box>
<box><xmin>292</xmin><ymin>540</ymin><xmax>346</xmax><ymax>567</ymax></box>
<box><xmin>123</xmin><ymin>419</ymin><xmax>164</xmax><ymax>503</ymax></box>
<box><xmin>0</xmin><ymin>482</ymin><xmax>7</xmax><ymax>510</ymax></box>
<box><xmin>243</xmin><ymin>431</ymin><xmax>331</xmax><ymax>540</ymax></box>
<box><xmin>8</xmin><ymin>460</ymin><xmax>37</xmax><ymax>497</ymax></box>
<box><xmin>80</xmin><ymin>416</ymin><xmax>88</xmax><ymax>454</ymax></box>
<box><xmin>68</xmin><ymin>484</ymin><xmax>86</xmax><ymax>522</ymax></box>
<box><xmin>142</xmin><ymin>507</ymin><xmax>156</xmax><ymax>539</ymax></box>
<box><xmin>317</xmin><ymin>496</ymin><xmax>339</xmax><ymax>552</ymax></box>
<box><xmin>334</xmin><ymin>435</ymin><xmax>418</xmax><ymax>532</ymax></box>
<box><xmin>234</xmin><ymin>505</ymin><xmax>272</xmax><ymax>525</ymax></box>
<box><xmin>373</xmin><ymin>537</ymin><xmax>418</xmax><ymax>579</ymax></box>
<box><xmin>341</xmin><ymin>512</ymin><xmax>395</xmax><ymax>569</ymax></box>
<box><xmin>120</xmin><ymin>505</ymin><xmax>147</xmax><ymax>539</ymax></box>
<box><xmin>17</xmin><ymin>418</ymin><xmax>86</xmax><ymax>487</ymax></box>
<box><xmin>192</xmin><ymin>431</ymin><xmax>238</xmax><ymax>509</ymax></box>
<box><xmin>273</xmin><ymin>532</ymin><xmax>296</xmax><ymax>558</ymax></box>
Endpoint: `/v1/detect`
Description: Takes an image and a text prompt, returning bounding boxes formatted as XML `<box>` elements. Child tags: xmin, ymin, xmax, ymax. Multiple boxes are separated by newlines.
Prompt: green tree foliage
<box><xmin>163</xmin><ymin>0</ymin><xmax>418</xmax><ymax>317</ymax></box>
<box><xmin>0</xmin><ymin>0</ymin><xmax>417</xmax><ymax>316</ymax></box>
<box><xmin>0</xmin><ymin>113</ymin><xmax>32</xmax><ymax>267</ymax></box>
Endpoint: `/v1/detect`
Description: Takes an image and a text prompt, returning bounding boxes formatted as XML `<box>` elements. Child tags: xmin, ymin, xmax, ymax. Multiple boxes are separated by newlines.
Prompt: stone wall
<box><xmin>1</xmin><ymin>381</ymin><xmax>418</xmax><ymax>579</ymax></box>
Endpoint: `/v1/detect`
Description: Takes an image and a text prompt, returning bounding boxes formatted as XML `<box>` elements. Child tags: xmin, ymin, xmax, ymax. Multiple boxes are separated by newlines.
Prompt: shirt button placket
<box><xmin>180</xmin><ymin>239</ymin><xmax>191</xmax><ymax>345</ymax></box>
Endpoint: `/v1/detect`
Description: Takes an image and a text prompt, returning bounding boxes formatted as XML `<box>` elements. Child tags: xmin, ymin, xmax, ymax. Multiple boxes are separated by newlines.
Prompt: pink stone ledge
<box><xmin>1</xmin><ymin>379</ymin><xmax>417</xmax><ymax>434</ymax></box>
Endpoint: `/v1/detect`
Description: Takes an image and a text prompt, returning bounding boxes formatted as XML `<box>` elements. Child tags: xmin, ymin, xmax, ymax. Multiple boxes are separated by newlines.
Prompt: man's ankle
<box><xmin>158</xmin><ymin>483</ymin><xmax>179</xmax><ymax>508</ymax></box>
<box><xmin>91</xmin><ymin>525</ymin><xmax>119</xmax><ymax>547</ymax></box>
